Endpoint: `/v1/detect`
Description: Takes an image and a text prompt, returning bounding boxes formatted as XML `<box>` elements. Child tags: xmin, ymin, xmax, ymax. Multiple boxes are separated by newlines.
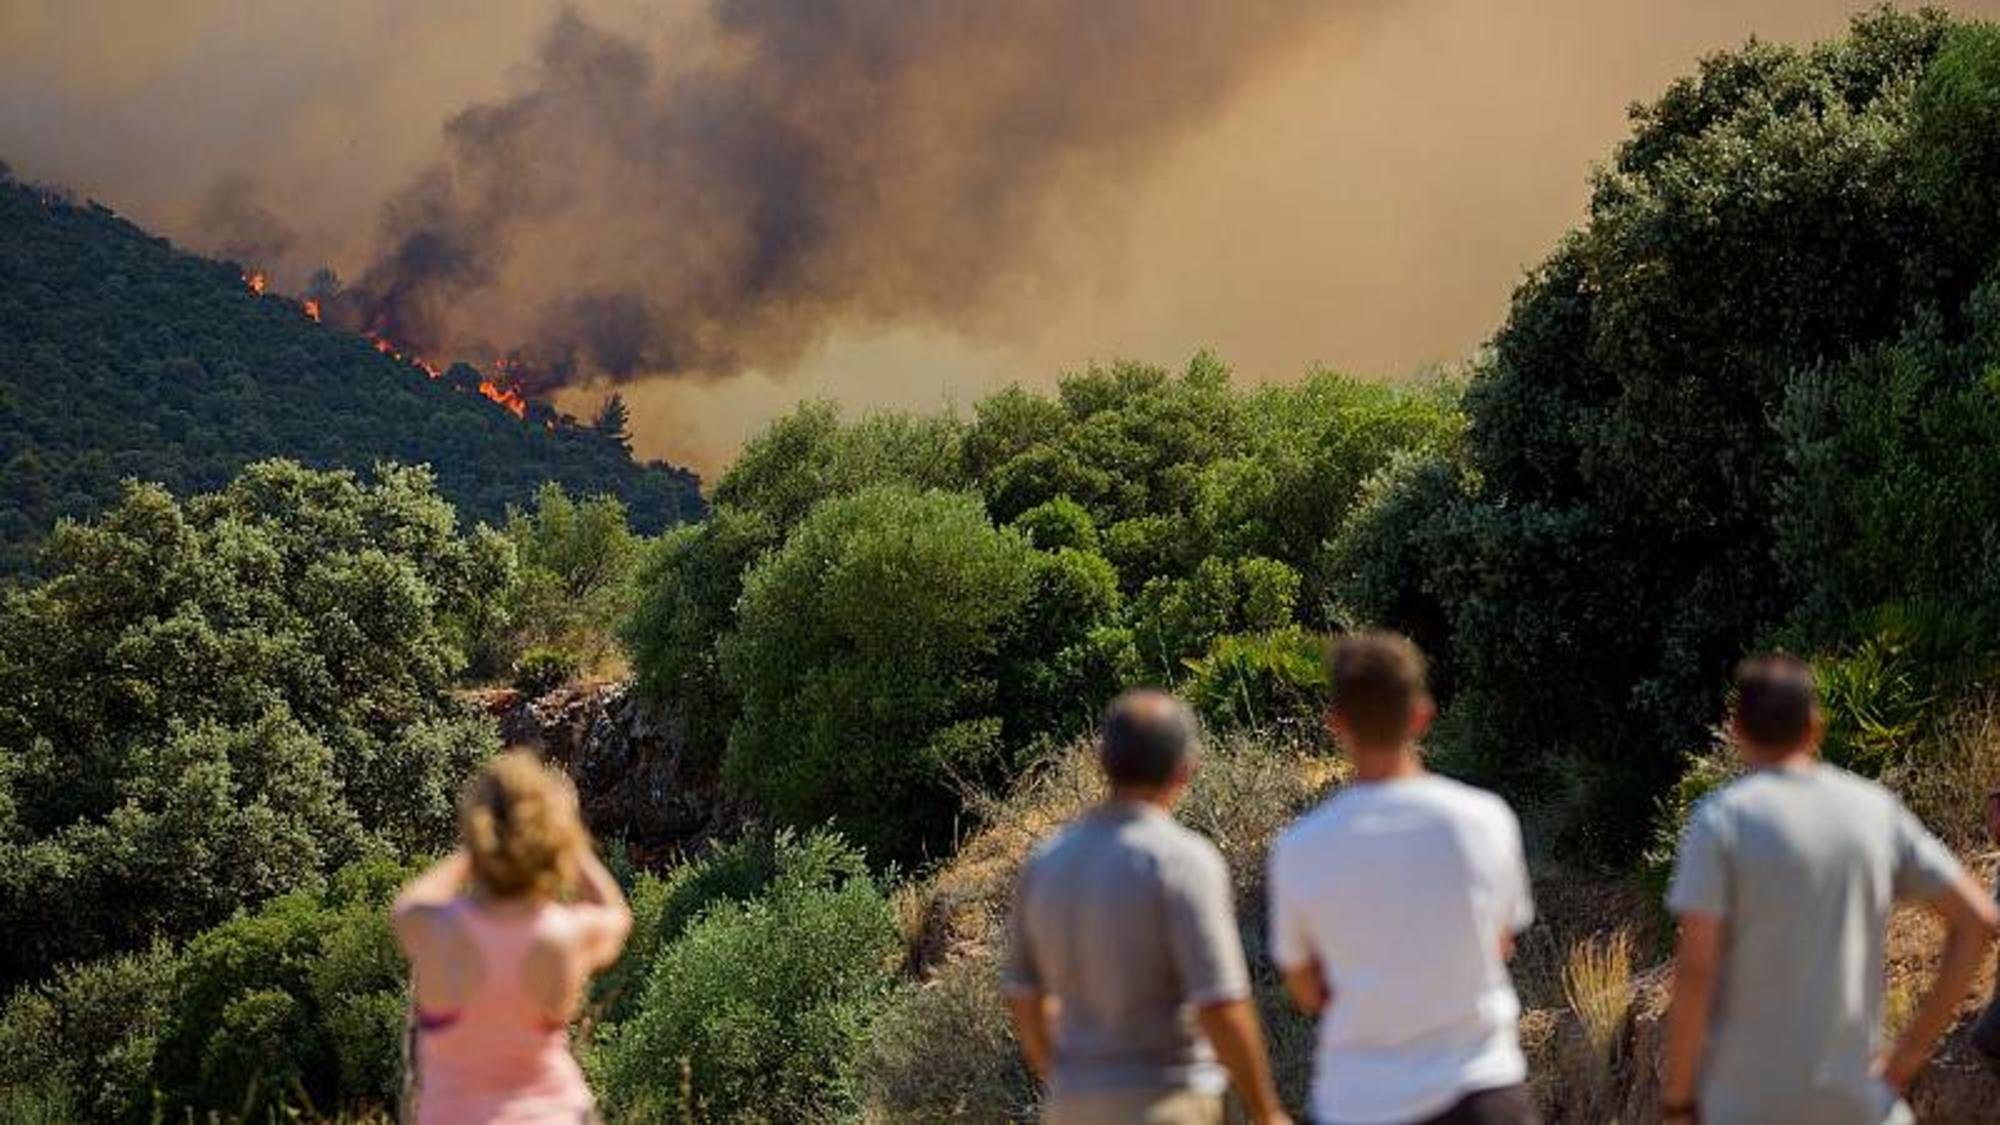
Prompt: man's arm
<box><xmin>1269</xmin><ymin>840</ymin><xmax>1326</xmax><ymax>1018</ymax></box>
<box><xmin>1880</xmin><ymin>872</ymin><xmax>2000</xmax><ymax>1089</ymax></box>
<box><xmin>1006</xmin><ymin>991</ymin><xmax>1056</xmax><ymax>1081</ymax></box>
<box><xmin>1196</xmin><ymin>999</ymin><xmax>1291</xmax><ymax>1125</ymax></box>
<box><xmin>1281</xmin><ymin>960</ymin><xmax>1328</xmax><ymax>1015</ymax></box>
<box><xmin>1661</xmin><ymin>911</ymin><xmax>1722</xmax><ymax>1121</ymax></box>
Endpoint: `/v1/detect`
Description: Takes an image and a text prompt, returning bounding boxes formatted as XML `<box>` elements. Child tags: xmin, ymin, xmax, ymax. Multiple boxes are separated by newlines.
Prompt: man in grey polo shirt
<box><xmin>1004</xmin><ymin>690</ymin><xmax>1289</xmax><ymax>1125</ymax></box>
<box><xmin>1661</xmin><ymin>654</ymin><xmax>2000</xmax><ymax>1125</ymax></box>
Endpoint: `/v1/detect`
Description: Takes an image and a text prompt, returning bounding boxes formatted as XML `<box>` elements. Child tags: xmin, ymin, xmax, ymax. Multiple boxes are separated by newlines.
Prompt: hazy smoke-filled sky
<box><xmin>6</xmin><ymin>0</ymin><xmax>2000</xmax><ymax>472</ymax></box>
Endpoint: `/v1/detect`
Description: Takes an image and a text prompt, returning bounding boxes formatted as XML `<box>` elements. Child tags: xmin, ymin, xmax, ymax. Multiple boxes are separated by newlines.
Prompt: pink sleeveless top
<box><xmin>413</xmin><ymin>900</ymin><xmax>594</xmax><ymax>1124</ymax></box>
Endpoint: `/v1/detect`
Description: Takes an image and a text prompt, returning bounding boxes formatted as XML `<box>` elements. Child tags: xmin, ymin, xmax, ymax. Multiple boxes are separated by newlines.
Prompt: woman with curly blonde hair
<box><xmin>394</xmin><ymin>750</ymin><xmax>631</xmax><ymax>1124</ymax></box>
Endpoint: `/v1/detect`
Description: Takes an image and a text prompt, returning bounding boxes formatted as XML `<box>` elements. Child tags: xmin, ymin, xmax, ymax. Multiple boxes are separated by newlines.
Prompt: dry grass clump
<box><xmin>905</xmin><ymin>732</ymin><xmax>1333</xmax><ymax>971</ymax></box>
<box><xmin>858</xmin><ymin>958</ymin><xmax>1037</xmax><ymax>1124</ymax></box>
<box><xmin>1562</xmin><ymin>929</ymin><xmax>1635</xmax><ymax>1069</ymax></box>
<box><xmin>1888</xmin><ymin>695</ymin><xmax>2000</xmax><ymax>850</ymax></box>
<box><xmin>864</xmin><ymin>730</ymin><xmax>1335</xmax><ymax>1122</ymax></box>
<box><xmin>1510</xmin><ymin>871</ymin><xmax>1656</xmax><ymax>1012</ymax></box>
<box><xmin>1555</xmin><ymin>928</ymin><xmax>1636</xmax><ymax>1121</ymax></box>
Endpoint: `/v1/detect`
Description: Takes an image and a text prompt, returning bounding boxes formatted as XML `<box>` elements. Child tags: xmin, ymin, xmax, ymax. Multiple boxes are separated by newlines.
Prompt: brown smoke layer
<box><xmin>318</xmin><ymin>2</ymin><xmax>1340</xmax><ymax>393</ymax></box>
<box><xmin>10</xmin><ymin>0</ymin><xmax>2000</xmax><ymax>469</ymax></box>
<box><xmin>193</xmin><ymin>173</ymin><xmax>297</xmax><ymax>269</ymax></box>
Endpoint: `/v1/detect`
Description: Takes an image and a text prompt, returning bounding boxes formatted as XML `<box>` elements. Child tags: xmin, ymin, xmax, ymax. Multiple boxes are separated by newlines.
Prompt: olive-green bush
<box><xmin>595</xmin><ymin>833</ymin><xmax>899</xmax><ymax>1123</ymax></box>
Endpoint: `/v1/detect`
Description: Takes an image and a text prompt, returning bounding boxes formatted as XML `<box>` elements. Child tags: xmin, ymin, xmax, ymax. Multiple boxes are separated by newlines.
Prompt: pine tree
<box><xmin>593</xmin><ymin>392</ymin><xmax>633</xmax><ymax>451</ymax></box>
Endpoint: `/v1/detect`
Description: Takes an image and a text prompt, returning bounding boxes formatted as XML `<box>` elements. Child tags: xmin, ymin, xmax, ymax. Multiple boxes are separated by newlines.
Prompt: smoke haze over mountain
<box><xmin>6</xmin><ymin>0</ymin><xmax>2000</xmax><ymax>469</ymax></box>
<box><xmin>318</xmin><ymin>0</ymin><xmax>1339</xmax><ymax>395</ymax></box>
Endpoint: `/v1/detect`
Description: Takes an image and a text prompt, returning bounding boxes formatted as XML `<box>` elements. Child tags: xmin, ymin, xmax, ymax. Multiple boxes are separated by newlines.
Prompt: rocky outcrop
<box><xmin>468</xmin><ymin>680</ymin><xmax>742</xmax><ymax>864</ymax></box>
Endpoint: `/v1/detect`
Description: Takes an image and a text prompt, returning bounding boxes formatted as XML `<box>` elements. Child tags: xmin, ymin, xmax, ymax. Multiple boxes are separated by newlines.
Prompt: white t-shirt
<box><xmin>1268</xmin><ymin>774</ymin><xmax>1534</xmax><ymax>1125</ymax></box>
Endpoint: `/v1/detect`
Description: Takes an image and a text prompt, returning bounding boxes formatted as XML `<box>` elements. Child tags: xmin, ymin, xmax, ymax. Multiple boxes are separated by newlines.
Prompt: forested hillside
<box><xmin>0</xmin><ymin>176</ymin><xmax>702</xmax><ymax>571</ymax></box>
<box><xmin>5</xmin><ymin>8</ymin><xmax>2000</xmax><ymax>1123</ymax></box>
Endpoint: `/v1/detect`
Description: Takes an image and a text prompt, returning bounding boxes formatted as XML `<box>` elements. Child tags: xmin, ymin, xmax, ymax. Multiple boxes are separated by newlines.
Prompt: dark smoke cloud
<box><xmin>330</xmin><ymin>1</ymin><xmax>1337</xmax><ymax>387</ymax></box>
<box><xmin>20</xmin><ymin>0</ymin><xmax>2000</xmax><ymax>471</ymax></box>
<box><xmin>193</xmin><ymin>174</ymin><xmax>297</xmax><ymax>270</ymax></box>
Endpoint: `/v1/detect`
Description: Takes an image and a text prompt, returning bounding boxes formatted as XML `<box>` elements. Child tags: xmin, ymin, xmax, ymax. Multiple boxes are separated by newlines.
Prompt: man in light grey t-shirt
<box><xmin>1662</xmin><ymin>654</ymin><xmax>1999</xmax><ymax>1125</ymax></box>
<box><xmin>1004</xmin><ymin>690</ymin><xmax>1289</xmax><ymax>1125</ymax></box>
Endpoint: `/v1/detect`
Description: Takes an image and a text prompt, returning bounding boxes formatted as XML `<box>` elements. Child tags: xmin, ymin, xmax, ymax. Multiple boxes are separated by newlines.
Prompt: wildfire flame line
<box><xmin>243</xmin><ymin>271</ymin><xmax>529</xmax><ymax>419</ymax></box>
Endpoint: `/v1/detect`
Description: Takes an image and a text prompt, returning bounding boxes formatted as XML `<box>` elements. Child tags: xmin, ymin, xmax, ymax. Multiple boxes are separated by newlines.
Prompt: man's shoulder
<box><xmin>1420</xmin><ymin>774</ymin><xmax>1519</xmax><ymax>819</ymax></box>
<box><xmin>1277</xmin><ymin>777</ymin><xmax>1516</xmax><ymax>840</ymax></box>
<box><xmin>1689</xmin><ymin>765</ymin><xmax>1911</xmax><ymax>855</ymax></box>
<box><xmin>1812</xmin><ymin>762</ymin><xmax>1899</xmax><ymax>803</ymax></box>
<box><xmin>1273</xmin><ymin>792</ymin><xmax>1349</xmax><ymax>857</ymax></box>
<box><xmin>1027</xmin><ymin>810</ymin><xmax>1220</xmax><ymax>874</ymax></box>
<box><xmin>1020</xmin><ymin>819</ymin><xmax>1089</xmax><ymax>877</ymax></box>
<box><xmin>1706</xmin><ymin>763</ymin><xmax>1895</xmax><ymax>813</ymax></box>
<box><xmin>1147</xmin><ymin>814</ymin><xmax>1228</xmax><ymax>875</ymax></box>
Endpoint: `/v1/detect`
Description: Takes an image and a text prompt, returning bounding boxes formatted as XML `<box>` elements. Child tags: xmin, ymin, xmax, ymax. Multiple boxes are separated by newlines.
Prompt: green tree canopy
<box><xmin>0</xmin><ymin>178</ymin><xmax>701</xmax><ymax>572</ymax></box>
<box><xmin>1418</xmin><ymin>8</ymin><xmax>2000</xmax><ymax>852</ymax></box>
<box><xmin>0</xmin><ymin>460</ymin><xmax>499</xmax><ymax>985</ymax></box>
<box><xmin>720</xmin><ymin>486</ymin><xmax>1040</xmax><ymax>860</ymax></box>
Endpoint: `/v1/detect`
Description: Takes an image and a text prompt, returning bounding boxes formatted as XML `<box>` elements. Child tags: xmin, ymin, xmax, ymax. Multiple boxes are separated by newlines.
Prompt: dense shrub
<box><xmin>150</xmin><ymin>858</ymin><xmax>410</xmax><ymax>1119</ymax></box>
<box><xmin>1775</xmin><ymin>285</ymin><xmax>2000</xmax><ymax>665</ymax></box>
<box><xmin>974</xmin><ymin>355</ymin><xmax>1240</xmax><ymax>528</ymax></box>
<box><xmin>997</xmin><ymin>547</ymin><xmax>1133</xmax><ymax>743</ymax></box>
<box><xmin>1011</xmin><ymin>496</ymin><xmax>1100</xmax><ymax>553</ymax></box>
<box><xmin>1427</xmin><ymin>6</ymin><xmax>2000</xmax><ymax>856</ymax></box>
<box><xmin>619</xmin><ymin>505</ymin><xmax>779</xmax><ymax>766</ymax></box>
<box><xmin>498</xmin><ymin>484</ymin><xmax>643</xmax><ymax>675</ymax></box>
<box><xmin>721</xmin><ymin>486</ymin><xmax>1042</xmax><ymax>861</ymax></box>
<box><xmin>0</xmin><ymin>461</ymin><xmax>500</xmax><ymax>985</ymax></box>
<box><xmin>1193</xmin><ymin>372</ymin><xmax>1464</xmax><ymax>576</ymax></box>
<box><xmin>1909</xmin><ymin>22</ymin><xmax>2000</xmax><ymax>247</ymax></box>
<box><xmin>1130</xmin><ymin>556</ymin><xmax>1301</xmax><ymax>679</ymax></box>
<box><xmin>621</xmin><ymin>362</ymin><xmax>1467</xmax><ymax>860</ymax></box>
<box><xmin>1317</xmin><ymin>451</ymin><xmax>1469</xmax><ymax>656</ymax></box>
<box><xmin>1184</xmin><ymin>627</ymin><xmax>1329</xmax><ymax>736</ymax></box>
<box><xmin>860</xmin><ymin>958</ymin><xmax>1037</xmax><ymax>1122</ymax></box>
<box><xmin>595</xmin><ymin>836</ymin><xmax>899</xmax><ymax>1123</ymax></box>
<box><xmin>592</xmin><ymin>829</ymin><xmax>870</xmax><ymax>1025</ymax></box>
<box><xmin>0</xmin><ymin>858</ymin><xmax>409</xmax><ymax>1123</ymax></box>
<box><xmin>0</xmin><ymin>943</ymin><xmax>177</xmax><ymax>1123</ymax></box>
<box><xmin>711</xmin><ymin>402</ymin><xmax>970</xmax><ymax>533</ymax></box>
<box><xmin>512</xmin><ymin>645</ymin><xmax>584</xmax><ymax>699</ymax></box>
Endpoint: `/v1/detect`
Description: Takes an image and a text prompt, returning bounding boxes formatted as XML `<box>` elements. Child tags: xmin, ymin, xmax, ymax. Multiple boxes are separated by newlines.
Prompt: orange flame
<box><xmin>240</xmin><ymin>263</ymin><xmax>538</xmax><ymax>422</ymax></box>
<box><xmin>479</xmin><ymin>377</ymin><xmax>528</xmax><ymax>419</ymax></box>
<box><xmin>347</xmin><ymin>323</ymin><xmax>535</xmax><ymax>420</ymax></box>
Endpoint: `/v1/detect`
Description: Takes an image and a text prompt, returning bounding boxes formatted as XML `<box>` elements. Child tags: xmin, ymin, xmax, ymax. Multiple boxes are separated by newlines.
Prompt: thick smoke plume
<box><xmin>324</xmin><ymin>1</ymin><xmax>1333</xmax><ymax>393</ymax></box>
<box><xmin>194</xmin><ymin>174</ymin><xmax>298</xmax><ymax>271</ymax></box>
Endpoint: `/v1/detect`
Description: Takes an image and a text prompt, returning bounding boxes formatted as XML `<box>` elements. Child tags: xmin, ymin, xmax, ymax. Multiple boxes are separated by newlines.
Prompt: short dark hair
<box><xmin>1099</xmin><ymin>690</ymin><xmax>1198</xmax><ymax>788</ymax></box>
<box><xmin>1329</xmin><ymin>631</ymin><xmax>1428</xmax><ymax>748</ymax></box>
<box><xmin>1733</xmin><ymin>653</ymin><xmax>1818</xmax><ymax>750</ymax></box>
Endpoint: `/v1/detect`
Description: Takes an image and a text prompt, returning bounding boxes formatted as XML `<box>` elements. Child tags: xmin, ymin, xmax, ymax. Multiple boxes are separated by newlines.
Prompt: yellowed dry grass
<box><xmin>1890</xmin><ymin>695</ymin><xmax>2000</xmax><ymax>851</ymax></box>
<box><xmin>1562</xmin><ymin>929</ymin><xmax>1635</xmax><ymax>1077</ymax></box>
<box><xmin>867</xmin><ymin>731</ymin><xmax>1335</xmax><ymax>1119</ymax></box>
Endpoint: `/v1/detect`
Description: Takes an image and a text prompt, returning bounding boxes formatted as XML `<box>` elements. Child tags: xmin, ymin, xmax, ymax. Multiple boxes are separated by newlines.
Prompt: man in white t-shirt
<box><xmin>1269</xmin><ymin>632</ymin><xmax>1538</xmax><ymax>1125</ymax></box>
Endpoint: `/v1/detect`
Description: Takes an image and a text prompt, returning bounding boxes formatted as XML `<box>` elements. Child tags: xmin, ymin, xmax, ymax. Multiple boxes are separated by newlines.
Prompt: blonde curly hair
<box><xmin>458</xmin><ymin>750</ymin><xmax>587</xmax><ymax>900</ymax></box>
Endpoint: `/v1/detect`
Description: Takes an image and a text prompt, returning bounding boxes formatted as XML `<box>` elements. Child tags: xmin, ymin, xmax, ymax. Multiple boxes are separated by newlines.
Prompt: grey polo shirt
<box><xmin>1668</xmin><ymin>763</ymin><xmax>1961</xmax><ymax>1125</ymax></box>
<box><xmin>1002</xmin><ymin>801</ymin><xmax>1250</xmax><ymax>1097</ymax></box>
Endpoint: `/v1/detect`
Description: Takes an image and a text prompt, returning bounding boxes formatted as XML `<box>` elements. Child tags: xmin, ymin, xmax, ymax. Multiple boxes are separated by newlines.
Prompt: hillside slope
<box><xmin>0</xmin><ymin>175</ymin><xmax>701</xmax><ymax>569</ymax></box>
